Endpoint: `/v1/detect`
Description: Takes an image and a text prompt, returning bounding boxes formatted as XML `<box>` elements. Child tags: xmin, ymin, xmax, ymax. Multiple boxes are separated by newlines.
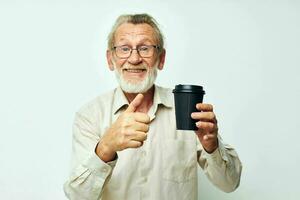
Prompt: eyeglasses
<box><xmin>113</xmin><ymin>45</ymin><xmax>160</xmax><ymax>58</ymax></box>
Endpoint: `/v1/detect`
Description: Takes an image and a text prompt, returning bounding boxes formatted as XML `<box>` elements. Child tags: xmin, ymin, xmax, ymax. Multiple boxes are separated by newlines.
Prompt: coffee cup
<box><xmin>172</xmin><ymin>84</ymin><xmax>205</xmax><ymax>130</ymax></box>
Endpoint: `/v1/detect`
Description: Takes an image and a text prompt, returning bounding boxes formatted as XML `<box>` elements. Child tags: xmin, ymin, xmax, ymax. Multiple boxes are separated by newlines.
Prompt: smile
<box><xmin>124</xmin><ymin>69</ymin><xmax>147</xmax><ymax>73</ymax></box>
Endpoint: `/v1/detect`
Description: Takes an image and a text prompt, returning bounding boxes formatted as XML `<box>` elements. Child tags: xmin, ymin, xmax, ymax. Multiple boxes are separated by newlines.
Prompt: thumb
<box><xmin>125</xmin><ymin>93</ymin><xmax>144</xmax><ymax>113</ymax></box>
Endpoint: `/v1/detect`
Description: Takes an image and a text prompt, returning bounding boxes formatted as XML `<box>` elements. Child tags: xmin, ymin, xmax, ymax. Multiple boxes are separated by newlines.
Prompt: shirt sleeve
<box><xmin>63</xmin><ymin>111</ymin><xmax>117</xmax><ymax>200</ymax></box>
<box><xmin>197</xmin><ymin>134</ymin><xmax>242</xmax><ymax>193</ymax></box>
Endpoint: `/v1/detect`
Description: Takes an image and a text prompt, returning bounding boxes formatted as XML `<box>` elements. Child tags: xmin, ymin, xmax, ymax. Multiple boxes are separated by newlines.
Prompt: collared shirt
<box><xmin>64</xmin><ymin>85</ymin><xmax>242</xmax><ymax>200</ymax></box>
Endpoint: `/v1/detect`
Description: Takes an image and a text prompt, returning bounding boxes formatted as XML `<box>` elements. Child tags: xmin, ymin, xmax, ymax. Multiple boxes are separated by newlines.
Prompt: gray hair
<box><xmin>107</xmin><ymin>13</ymin><xmax>164</xmax><ymax>53</ymax></box>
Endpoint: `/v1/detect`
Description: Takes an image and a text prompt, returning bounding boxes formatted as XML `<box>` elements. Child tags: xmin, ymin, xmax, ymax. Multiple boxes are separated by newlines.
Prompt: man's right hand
<box><xmin>95</xmin><ymin>94</ymin><xmax>150</xmax><ymax>162</ymax></box>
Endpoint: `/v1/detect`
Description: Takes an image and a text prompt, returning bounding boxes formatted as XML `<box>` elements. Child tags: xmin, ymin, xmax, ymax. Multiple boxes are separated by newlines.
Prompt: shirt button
<box><xmin>141</xmin><ymin>151</ymin><xmax>146</xmax><ymax>156</ymax></box>
<box><xmin>102</xmin><ymin>168</ymin><xmax>108</xmax><ymax>173</ymax></box>
<box><xmin>141</xmin><ymin>176</ymin><xmax>147</xmax><ymax>183</ymax></box>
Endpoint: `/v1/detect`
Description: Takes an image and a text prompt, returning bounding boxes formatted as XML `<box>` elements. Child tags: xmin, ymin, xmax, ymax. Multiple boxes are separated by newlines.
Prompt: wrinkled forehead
<box><xmin>114</xmin><ymin>23</ymin><xmax>158</xmax><ymax>45</ymax></box>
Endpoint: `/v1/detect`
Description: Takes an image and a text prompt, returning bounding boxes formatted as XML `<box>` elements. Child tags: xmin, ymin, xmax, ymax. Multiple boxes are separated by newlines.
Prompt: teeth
<box><xmin>125</xmin><ymin>69</ymin><xmax>145</xmax><ymax>73</ymax></box>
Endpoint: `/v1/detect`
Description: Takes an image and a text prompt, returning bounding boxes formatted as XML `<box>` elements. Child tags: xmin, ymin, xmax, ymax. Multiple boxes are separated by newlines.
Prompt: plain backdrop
<box><xmin>0</xmin><ymin>0</ymin><xmax>299</xmax><ymax>199</ymax></box>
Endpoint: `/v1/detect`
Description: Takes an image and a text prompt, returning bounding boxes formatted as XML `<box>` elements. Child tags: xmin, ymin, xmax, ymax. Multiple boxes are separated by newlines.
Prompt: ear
<box><xmin>106</xmin><ymin>50</ymin><xmax>114</xmax><ymax>71</ymax></box>
<box><xmin>157</xmin><ymin>49</ymin><xmax>166</xmax><ymax>70</ymax></box>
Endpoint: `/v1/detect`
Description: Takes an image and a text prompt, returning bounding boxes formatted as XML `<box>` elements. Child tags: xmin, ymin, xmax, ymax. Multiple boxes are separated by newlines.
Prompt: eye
<box><xmin>138</xmin><ymin>46</ymin><xmax>150</xmax><ymax>51</ymax></box>
<box><xmin>120</xmin><ymin>46</ymin><xmax>131</xmax><ymax>52</ymax></box>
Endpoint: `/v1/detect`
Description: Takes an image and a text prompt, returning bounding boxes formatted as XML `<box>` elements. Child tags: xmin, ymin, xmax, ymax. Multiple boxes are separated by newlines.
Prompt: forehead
<box><xmin>114</xmin><ymin>23</ymin><xmax>157</xmax><ymax>44</ymax></box>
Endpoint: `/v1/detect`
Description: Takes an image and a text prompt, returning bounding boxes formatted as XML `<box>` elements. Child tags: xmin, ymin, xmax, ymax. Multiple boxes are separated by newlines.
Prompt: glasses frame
<box><xmin>112</xmin><ymin>45</ymin><xmax>160</xmax><ymax>59</ymax></box>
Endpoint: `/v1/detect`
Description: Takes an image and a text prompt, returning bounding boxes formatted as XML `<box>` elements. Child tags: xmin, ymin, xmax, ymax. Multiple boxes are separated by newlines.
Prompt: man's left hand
<box><xmin>191</xmin><ymin>103</ymin><xmax>219</xmax><ymax>153</ymax></box>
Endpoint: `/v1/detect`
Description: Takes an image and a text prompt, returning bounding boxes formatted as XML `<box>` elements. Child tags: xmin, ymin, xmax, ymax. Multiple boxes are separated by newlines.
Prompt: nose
<box><xmin>127</xmin><ymin>49</ymin><xmax>143</xmax><ymax>65</ymax></box>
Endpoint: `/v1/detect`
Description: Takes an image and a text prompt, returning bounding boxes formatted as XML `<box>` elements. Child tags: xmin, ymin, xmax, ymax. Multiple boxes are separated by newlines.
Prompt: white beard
<box><xmin>114</xmin><ymin>61</ymin><xmax>158</xmax><ymax>93</ymax></box>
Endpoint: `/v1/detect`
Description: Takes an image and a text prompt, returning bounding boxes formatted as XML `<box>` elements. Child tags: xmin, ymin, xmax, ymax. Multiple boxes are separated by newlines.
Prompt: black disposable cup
<box><xmin>172</xmin><ymin>84</ymin><xmax>205</xmax><ymax>130</ymax></box>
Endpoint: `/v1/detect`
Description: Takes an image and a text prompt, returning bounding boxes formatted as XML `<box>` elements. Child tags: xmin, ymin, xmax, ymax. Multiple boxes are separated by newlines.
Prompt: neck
<box><xmin>124</xmin><ymin>85</ymin><xmax>155</xmax><ymax>113</ymax></box>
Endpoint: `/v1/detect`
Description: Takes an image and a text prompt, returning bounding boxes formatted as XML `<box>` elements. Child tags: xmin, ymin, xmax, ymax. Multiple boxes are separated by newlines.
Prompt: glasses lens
<box><xmin>114</xmin><ymin>45</ymin><xmax>157</xmax><ymax>58</ymax></box>
<box><xmin>116</xmin><ymin>46</ymin><xmax>130</xmax><ymax>58</ymax></box>
<box><xmin>138</xmin><ymin>46</ymin><xmax>153</xmax><ymax>58</ymax></box>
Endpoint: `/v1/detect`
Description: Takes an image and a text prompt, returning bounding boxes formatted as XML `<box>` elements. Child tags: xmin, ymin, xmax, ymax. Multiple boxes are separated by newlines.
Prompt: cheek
<box><xmin>143</xmin><ymin>58</ymin><xmax>158</xmax><ymax>68</ymax></box>
<box><xmin>113</xmin><ymin>58</ymin><xmax>127</xmax><ymax>69</ymax></box>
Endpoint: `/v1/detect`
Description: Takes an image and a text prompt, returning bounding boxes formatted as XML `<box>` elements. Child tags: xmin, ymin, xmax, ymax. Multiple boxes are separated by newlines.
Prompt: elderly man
<box><xmin>64</xmin><ymin>13</ymin><xmax>242</xmax><ymax>200</ymax></box>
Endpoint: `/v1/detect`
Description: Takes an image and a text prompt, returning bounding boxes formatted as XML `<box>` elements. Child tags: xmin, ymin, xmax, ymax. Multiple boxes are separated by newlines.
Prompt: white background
<box><xmin>0</xmin><ymin>0</ymin><xmax>299</xmax><ymax>199</ymax></box>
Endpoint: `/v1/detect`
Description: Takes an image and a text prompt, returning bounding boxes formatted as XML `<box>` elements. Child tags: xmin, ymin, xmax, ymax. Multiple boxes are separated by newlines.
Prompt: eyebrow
<box><xmin>116</xmin><ymin>38</ymin><xmax>155</xmax><ymax>46</ymax></box>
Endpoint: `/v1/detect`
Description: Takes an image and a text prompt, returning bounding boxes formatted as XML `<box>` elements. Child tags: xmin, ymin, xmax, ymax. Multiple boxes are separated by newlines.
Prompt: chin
<box><xmin>115</xmin><ymin>66</ymin><xmax>158</xmax><ymax>93</ymax></box>
<box><xmin>125</xmin><ymin>78</ymin><xmax>145</xmax><ymax>84</ymax></box>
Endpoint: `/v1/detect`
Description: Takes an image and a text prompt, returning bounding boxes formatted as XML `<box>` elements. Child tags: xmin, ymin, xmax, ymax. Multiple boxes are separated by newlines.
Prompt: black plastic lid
<box><xmin>172</xmin><ymin>84</ymin><xmax>205</xmax><ymax>94</ymax></box>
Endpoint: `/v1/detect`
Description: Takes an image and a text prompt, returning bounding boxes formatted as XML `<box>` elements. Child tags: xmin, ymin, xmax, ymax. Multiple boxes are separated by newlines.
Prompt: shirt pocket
<box><xmin>162</xmin><ymin>138</ymin><xmax>197</xmax><ymax>183</ymax></box>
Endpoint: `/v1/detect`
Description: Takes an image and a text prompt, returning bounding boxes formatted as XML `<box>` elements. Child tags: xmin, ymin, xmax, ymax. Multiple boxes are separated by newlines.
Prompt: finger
<box><xmin>195</xmin><ymin>121</ymin><xmax>217</xmax><ymax>133</ymax></box>
<box><xmin>133</xmin><ymin>121</ymin><xmax>150</xmax><ymax>132</ymax></box>
<box><xmin>125</xmin><ymin>94</ymin><xmax>144</xmax><ymax>113</ymax></box>
<box><xmin>203</xmin><ymin>134</ymin><xmax>217</xmax><ymax>141</ymax></box>
<box><xmin>191</xmin><ymin>112</ymin><xmax>216</xmax><ymax>122</ymax></box>
<box><xmin>196</xmin><ymin>103</ymin><xmax>213</xmax><ymax>112</ymax></box>
<box><xmin>130</xmin><ymin>131</ymin><xmax>147</xmax><ymax>142</ymax></box>
<box><xmin>195</xmin><ymin>130</ymin><xmax>217</xmax><ymax>140</ymax></box>
<box><xmin>127</xmin><ymin>140</ymin><xmax>143</xmax><ymax>148</ymax></box>
<box><xmin>133</xmin><ymin>112</ymin><xmax>151</xmax><ymax>124</ymax></box>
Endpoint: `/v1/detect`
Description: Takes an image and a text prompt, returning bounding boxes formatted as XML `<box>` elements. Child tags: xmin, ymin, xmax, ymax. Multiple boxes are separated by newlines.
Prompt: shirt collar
<box><xmin>112</xmin><ymin>84</ymin><xmax>173</xmax><ymax>115</ymax></box>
